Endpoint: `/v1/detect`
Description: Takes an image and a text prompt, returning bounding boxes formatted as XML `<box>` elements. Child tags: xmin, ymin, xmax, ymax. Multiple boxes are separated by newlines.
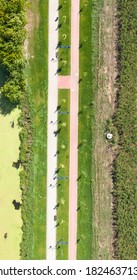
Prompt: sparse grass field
<box><xmin>24</xmin><ymin>0</ymin><xmax>48</xmax><ymax>259</ymax></box>
<box><xmin>77</xmin><ymin>0</ymin><xmax>106</xmax><ymax>260</ymax></box>
<box><xmin>91</xmin><ymin>0</ymin><xmax>116</xmax><ymax>260</ymax></box>
<box><xmin>58</xmin><ymin>0</ymin><xmax>71</xmax><ymax>75</ymax></box>
<box><xmin>56</xmin><ymin>89</ymin><xmax>70</xmax><ymax>260</ymax></box>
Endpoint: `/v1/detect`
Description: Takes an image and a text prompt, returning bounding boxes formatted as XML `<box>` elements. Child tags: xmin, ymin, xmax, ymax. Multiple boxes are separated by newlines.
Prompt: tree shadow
<box><xmin>0</xmin><ymin>65</ymin><xmax>15</xmax><ymax>115</ymax></box>
<box><xmin>0</xmin><ymin>64</ymin><xmax>7</xmax><ymax>88</ymax></box>
<box><xmin>78</xmin><ymin>110</ymin><xmax>83</xmax><ymax>116</ymax></box>
<box><xmin>0</xmin><ymin>94</ymin><xmax>16</xmax><ymax>116</ymax></box>
<box><xmin>55</xmin><ymin>67</ymin><xmax>62</xmax><ymax>75</ymax></box>
<box><xmin>55</xmin><ymin>105</ymin><xmax>61</xmax><ymax>113</ymax></box>
<box><xmin>53</xmin><ymin>128</ymin><xmax>62</xmax><ymax>136</ymax></box>
<box><xmin>53</xmin><ymin>203</ymin><xmax>60</xmax><ymax>210</ymax></box>
<box><xmin>79</xmin><ymin>42</ymin><xmax>84</xmax><ymax>49</ymax></box>
<box><xmin>54</xmin><ymin>168</ymin><xmax>60</xmax><ymax>175</ymax></box>
<box><xmin>55</xmin><ymin>23</ymin><xmax>62</xmax><ymax>31</ymax></box>
<box><xmin>12</xmin><ymin>160</ymin><xmax>21</xmax><ymax>169</ymax></box>
<box><xmin>77</xmin><ymin>175</ymin><xmax>82</xmax><ymax>181</ymax></box>
<box><xmin>78</xmin><ymin>78</ymin><xmax>82</xmax><ymax>84</ymax></box>
<box><xmin>55</xmin><ymin>222</ymin><xmax>60</xmax><ymax>227</ymax></box>
<box><xmin>56</xmin><ymin>41</ymin><xmax>62</xmax><ymax>49</ymax></box>
<box><xmin>57</xmin><ymin>4</ymin><xmax>62</xmax><ymax>10</ymax></box>
<box><xmin>76</xmin><ymin>238</ymin><xmax>80</xmax><ymax>244</ymax></box>
<box><xmin>12</xmin><ymin>199</ymin><xmax>21</xmax><ymax>210</ymax></box>
<box><xmin>4</xmin><ymin>233</ymin><xmax>8</xmax><ymax>239</ymax></box>
<box><xmin>77</xmin><ymin>142</ymin><xmax>83</xmax><ymax>149</ymax></box>
<box><xmin>79</xmin><ymin>7</ymin><xmax>84</xmax><ymax>14</ymax></box>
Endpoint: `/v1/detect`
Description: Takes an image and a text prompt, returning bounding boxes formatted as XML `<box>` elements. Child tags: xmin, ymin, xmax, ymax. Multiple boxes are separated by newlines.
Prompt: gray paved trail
<box><xmin>46</xmin><ymin>0</ymin><xmax>59</xmax><ymax>260</ymax></box>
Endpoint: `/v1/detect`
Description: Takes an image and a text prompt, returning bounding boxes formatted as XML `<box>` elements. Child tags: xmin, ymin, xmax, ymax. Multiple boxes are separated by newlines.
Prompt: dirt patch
<box><xmin>92</xmin><ymin>0</ymin><xmax>117</xmax><ymax>259</ymax></box>
<box><xmin>24</xmin><ymin>0</ymin><xmax>40</xmax><ymax>59</ymax></box>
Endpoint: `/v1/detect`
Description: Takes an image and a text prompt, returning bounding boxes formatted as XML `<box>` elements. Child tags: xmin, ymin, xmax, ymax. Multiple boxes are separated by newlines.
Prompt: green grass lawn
<box><xmin>25</xmin><ymin>0</ymin><xmax>48</xmax><ymax>259</ymax></box>
<box><xmin>58</xmin><ymin>0</ymin><xmax>71</xmax><ymax>75</ymax></box>
<box><xmin>77</xmin><ymin>0</ymin><xmax>93</xmax><ymax>260</ymax></box>
<box><xmin>56</xmin><ymin>89</ymin><xmax>70</xmax><ymax>260</ymax></box>
<box><xmin>77</xmin><ymin>0</ymin><xmax>104</xmax><ymax>259</ymax></box>
<box><xmin>77</xmin><ymin>0</ymin><xmax>104</xmax><ymax>260</ymax></box>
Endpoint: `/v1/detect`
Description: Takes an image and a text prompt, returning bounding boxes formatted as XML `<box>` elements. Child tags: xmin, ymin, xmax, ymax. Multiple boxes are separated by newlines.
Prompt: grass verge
<box><xmin>20</xmin><ymin>0</ymin><xmax>48</xmax><ymax>259</ymax></box>
<box><xmin>77</xmin><ymin>0</ymin><xmax>103</xmax><ymax>260</ymax></box>
<box><xmin>56</xmin><ymin>89</ymin><xmax>70</xmax><ymax>260</ymax></box>
<box><xmin>77</xmin><ymin>0</ymin><xmax>93</xmax><ymax>260</ymax></box>
<box><xmin>58</xmin><ymin>0</ymin><xmax>71</xmax><ymax>75</ymax></box>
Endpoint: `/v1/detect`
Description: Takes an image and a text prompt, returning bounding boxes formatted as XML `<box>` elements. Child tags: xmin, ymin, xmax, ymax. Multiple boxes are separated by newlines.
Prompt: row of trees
<box><xmin>0</xmin><ymin>0</ymin><xmax>26</xmax><ymax>103</ymax></box>
<box><xmin>112</xmin><ymin>0</ymin><xmax>137</xmax><ymax>259</ymax></box>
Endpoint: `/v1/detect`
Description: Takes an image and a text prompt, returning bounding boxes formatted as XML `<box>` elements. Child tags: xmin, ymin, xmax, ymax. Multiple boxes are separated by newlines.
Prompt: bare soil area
<box><xmin>92</xmin><ymin>0</ymin><xmax>117</xmax><ymax>259</ymax></box>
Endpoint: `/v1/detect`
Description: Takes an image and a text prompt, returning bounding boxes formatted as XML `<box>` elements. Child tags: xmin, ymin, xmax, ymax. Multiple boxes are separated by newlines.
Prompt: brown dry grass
<box><xmin>92</xmin><ymin>0</ymin><xmax>117</xmax><ymax>260</ymax></box>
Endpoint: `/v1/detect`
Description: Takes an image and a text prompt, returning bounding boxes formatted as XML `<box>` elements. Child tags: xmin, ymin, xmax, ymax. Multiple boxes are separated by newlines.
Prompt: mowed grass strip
<box><xmin>56</xmin><ymin>90</ymin><xmax>70</xmax><ymax>260</ymax></box>
<box><xmin>77</xmin><ymin>0</ymin><xmax>105</xmax><ymax>260</ymax></box>
<box><xmin>58</xmin><ymin>0</ymin><xmax>71</xmax><ymax>75</ymax></box>
<box><xmin>26</xmin><ymin>0</ymin><xmax>48</xmax><ymax>259</ymax></box>
<box><xmin>77</xmin><ymin>0</ymin><xmax>93</xmax><ymax>260</ymax></box>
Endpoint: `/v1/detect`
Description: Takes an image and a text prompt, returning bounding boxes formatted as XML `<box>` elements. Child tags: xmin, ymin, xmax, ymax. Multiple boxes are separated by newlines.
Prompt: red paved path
<box><xmin>58</xmin><ymin>75</ymin><xmax>70</xmax><ymax>89</ymax></box>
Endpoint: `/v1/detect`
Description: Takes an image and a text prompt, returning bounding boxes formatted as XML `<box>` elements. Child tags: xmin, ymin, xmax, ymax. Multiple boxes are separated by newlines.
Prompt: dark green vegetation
<box><xmin>56</xmin><ymin>90</ymin><xmax>70</xmax><ymax>260</ymax></box>
<box><xmin>112</xmin><ymin>0</ymin><xmax>137</xmax><ymax>259</ymax></box>
<box><xmin>0</xmin><ymin>0</ymin><xmax>26</xmax><ymax>103</ymax></box>
<box><xmin>20</xmin><ymin>0</ymin><xmax>48</xmax><ymax>259</ymax></box>
<box><xmin>77</xmin><ymin>0</ymin><xmax>103</xmax><ymax>260</ymax></box>
<box><xmin>58</xmin><ymin>0</ymin><xmax>71</xmax><ymax>75</ymax></box>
